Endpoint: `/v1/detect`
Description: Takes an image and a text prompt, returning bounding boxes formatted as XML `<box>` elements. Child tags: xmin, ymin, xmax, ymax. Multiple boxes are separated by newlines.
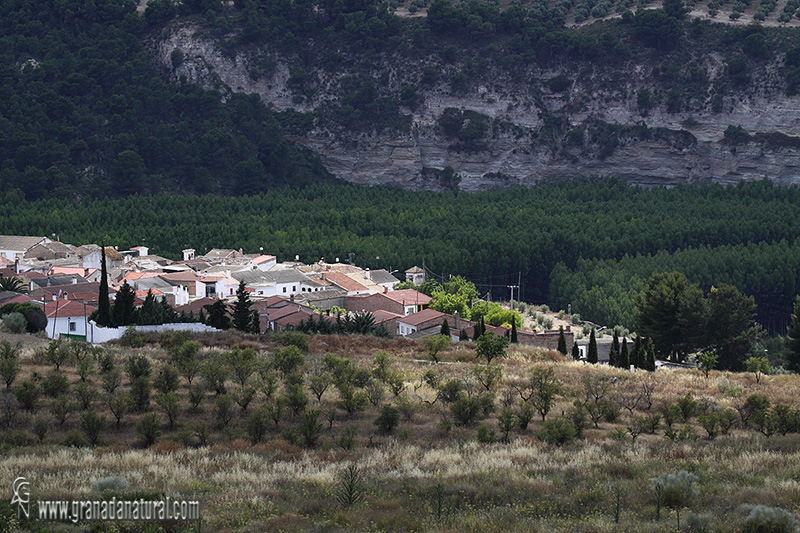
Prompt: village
<box><xmin>0</xmin><ymin>235</ymin><xmax>578</xmax><ymax>353</ymax></box>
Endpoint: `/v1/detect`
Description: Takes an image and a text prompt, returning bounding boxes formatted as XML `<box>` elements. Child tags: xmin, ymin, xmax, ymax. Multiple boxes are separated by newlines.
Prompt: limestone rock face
<box><xmin>153</xmin><ymin>26</ymin><xmax>800</xmax><ymax>190</ymax></box>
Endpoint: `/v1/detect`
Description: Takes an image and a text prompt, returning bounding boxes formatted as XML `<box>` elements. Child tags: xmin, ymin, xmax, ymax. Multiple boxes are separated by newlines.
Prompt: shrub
<box><xmin>14</xmin><ymin>379</ymin><xmax>39</xmax><ymax>411</ymax></box>
<box><xmin>129</xmin><ymin>377</ymin><xmax>151</xmax><ymax>412</ymax></box>
<box><xmin>2</xmin><ymin>312</ymin><xmax>26</xmax><ymax>334</ymax></box>
<box><xmin>476</xmin><ymin>423</ymin><xmax>497</xmax><ymax>444</ymax></box>
<box><xmin>301</xmin><ymin>409</ymin><xmax>324</xmax><ymax>447</ymax></box>
<box><xmin>93</xmin><ymin>476</ymin><xmax>130</xmax><ymax>494</ymax></box>
<box><xmin>212</xmin><ymin>394</ymin><xmax>234</xmax><ymax>427</ymax></box>
<box><xmin>539</xmin><ymin>416</ymin><xmax>577</xmax><ymax>446</ymax></box>
<box><xmin>374</xmin><ymin>405</ymin><xmax>400</xmax><ymax>435</ymax></box>
<box><xmin>119</xmin><ymin>327</ymin><xmax>144</xmax><ymax>348</ymax></box>
<box><xmin>153</xmin><ymin>366</ymin><xmax>180</xmax><ymax>394</ymax></box>
<box><xmin>80</xmin><ymin>411</ymin><xmax>107</xmax><ymax>446</ymax></box>
<box><xmin>246</xmin><ymin>408</ymin><xmax>269</xmax><ymax>444</ymax></box>
<box><xmin>136</xmin><ymin>413</ymin><xmax>161</xmax><ymax>447</ymax></box>
<box><xmin>650</xmin><ymin>471</ymin><xmax>698</xmax><ymax>528</ymax></box>
<box><xmin>336</xmin><ymin>464</ymin><xmax>365</xmax><ymax>508</ymax></box>
<box><xmin>42</xmin><ymin>371</ymin><xmax>70</xmax><ymax>398</ymax></box>
<box><xmin>275</xmin><ymin>331</ymin><xmax>309</xmax><ymax>352</ymax></box>
<box><xmin>62</xmin><ymin>429</ymin><xmax>89</xmax><ymax>448</ymax></box>
<box><xmin>741</xmin><ymin>504</ymin><xmax>798</xmax><ymax>533</ymax></box>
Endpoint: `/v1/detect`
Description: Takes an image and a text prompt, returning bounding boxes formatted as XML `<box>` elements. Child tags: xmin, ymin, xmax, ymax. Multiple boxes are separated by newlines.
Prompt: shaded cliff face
<box><xmin>154</xmin><ymin>25</ymin><xmax>800</xmax><ymax>191</ymax></box>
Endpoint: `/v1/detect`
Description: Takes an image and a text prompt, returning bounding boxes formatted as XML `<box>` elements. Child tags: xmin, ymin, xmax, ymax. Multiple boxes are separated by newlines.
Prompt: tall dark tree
<box><xmin>138</xmin><ymin>290</ymin><xmax>159</xmax><ymax>325</ymax></box>
<box><xmin>619</xmin><ymin>338</ymin><xmax>629</xmax><ymax>369</ymax></box>
<box><xmin>705</xmin><ymin>284</ymin><xmax>758</xmax><ymax>371</ymax></box>
<box><xmin>632</xmin><ymin>335</ymin><xmax>643</xmax><ymax>369</ymax></box>
<box><xmin>205</xmin><ymin>300</ymin><xmax>231</xmax><ymax>330</ymax></box>
<box><xmin>572</xmin><ymin>341</ymin><xmax>580</xmax><ymax>360</ymax></box>
<box><xmin>636</xmin><ymin>271</ymin><xmax>690</xmax><ymax>361</ymax></box>
<box><xmin>112</xmin><ymin>281</ymin><xmax>136</xmax><ymax>326</ymax></box>
<box><xmin>97</xmin><ymin>245</ymin><xmax>111</xmax><ymax>327</ymax></box>
<box><xmin>557</xmin><ymin>325</ymin><xmax>567</xmax><ymax>355</ymax></box>
<box><xmin>786</xmin><ymin>296</ymin><xmax>800</xmax><ymax>372</ymax></box>
<box><xmin>510</xmin><ymin>320</ymin><xmax>518</xmax><ymax>343</ymax></box>
<box><xmin>609</xmin><ymin>331</ymin><xmax>620</xmax><ymax>367</ymax></box>
<box><xmin>440</xmin><ymin>318</ymin><xmax>450</xmax><ymax>337</ymax></box>
<box><xmin>644</xmin><ymin>338</ymin><xmax>657</xmax><ymax>372</ymax></box>
<box><xmin>232</xmin><ymin>281</ymin><xmax>253</xmax><ymax>332</ymax></box>
<box><xmin>251</xmin><ymin>309</ymin><xmax>261</xmax><ymax>334</ymax></box>
<box><xmin>587</xmin><ymin>329</ymin><xmax>598</xmax><ymax>364</ymax></box>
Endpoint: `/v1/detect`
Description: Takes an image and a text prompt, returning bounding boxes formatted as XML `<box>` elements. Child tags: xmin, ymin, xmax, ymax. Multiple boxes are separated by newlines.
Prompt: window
<box><xmin>69</xmin><ymin>321</ymin><xmax>76</xmax><ymax>332</ymax></box>
<box><xmin>292</xmin><ymin>286</ymin><xmax>296</xmax><ymax>292</ymax></box>
<box><xmin>283</xmin><ymin>287</ymin><xmax>286</xmax><ymax>293</ymax></box>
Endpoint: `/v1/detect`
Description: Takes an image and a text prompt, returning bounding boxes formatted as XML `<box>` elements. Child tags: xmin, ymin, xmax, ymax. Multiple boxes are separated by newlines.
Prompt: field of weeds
<box><xmin>1</xmin><ymin>331</ymin><xmax>799</xmax><ymax>532</ymax></box>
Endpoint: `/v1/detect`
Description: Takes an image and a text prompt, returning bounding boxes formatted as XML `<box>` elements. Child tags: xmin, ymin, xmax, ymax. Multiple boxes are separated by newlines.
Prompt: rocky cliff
<box><xmin>153</xmin><ymin>24</ymin><xmax>800</xmax><ymax>191</ymax></box>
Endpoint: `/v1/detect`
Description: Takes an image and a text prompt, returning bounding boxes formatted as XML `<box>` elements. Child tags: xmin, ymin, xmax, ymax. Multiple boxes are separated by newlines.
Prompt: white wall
<box><xmin>86</xmin><ymin>321</ymin><xmax>220</xmax><ymax>343</ymax></box>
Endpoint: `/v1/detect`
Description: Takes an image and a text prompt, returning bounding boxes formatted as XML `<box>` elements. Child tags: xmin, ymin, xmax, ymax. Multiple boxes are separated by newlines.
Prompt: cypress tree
<box><xmin>232</xmin><ymin>280</ymin><xmax>253</xmax><ymax>332</ymax></box>
<box><xmin>251</xmin><ymin>309</ymin><xmax>260</xmax><ymax>334</ymax></box>
<box><xmin>609</xmin><ymin>331</ymin><xmax>620</xmax><ymax>367</ymax></box>
<box><xmin>619</xmin><ymin>338</ymin><xmax>630</xmax><ymax>369</ymax></box>
<box><xmin>588</xmin><ymin>329</ymin><xmax>598</xmax><ymax>364</ymax></box>
<box><xmin>440</xmin><ymin>318</ymin><xmax>450</xmax><ymax>337</ymax></box>
<box><xmin>632</xmin><ymin>336</ymin><xmax>643</xmax><ymax>369</ymax></box>
<box><xmin>97</xmin><ymin>244</ymin><xmax>111</xmax><ymax>327</ymax></box>
<box><xmin>557</xmin><ymin>325</ymin><xmax>567</xmax><ymax>355</ymax></box>
<box><xmin>785</xmin><ymin>295</ymin><xmax>800</xmax><ymax>372</ymax></box>
<box><xmin>572</xmin><ymin>342</ymin><xmax>580</xmax><ymax>360</ymax></box>
<box><xmin>459</xmin><ymin>328</ymin><xmax>469</xmax><ymax>341</ymax></box>
<box><xmin>510</xmin><ymin>320</ymin><xmax>518</xmax><ymax>343</ymax></box>
<box><xmin>645</xmin><ymin>338</ymin><xmax>657</xmax><ymax>372</ymax></box>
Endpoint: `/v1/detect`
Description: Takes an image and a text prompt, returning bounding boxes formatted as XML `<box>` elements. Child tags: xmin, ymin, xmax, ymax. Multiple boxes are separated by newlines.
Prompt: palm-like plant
<box><xmin>0</xmin><ymin>276</ymin><xmax>26</xmax><ymax>293</ymax></box>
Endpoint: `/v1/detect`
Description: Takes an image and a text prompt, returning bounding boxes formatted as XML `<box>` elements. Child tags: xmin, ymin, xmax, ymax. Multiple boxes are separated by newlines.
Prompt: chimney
<box><xmin>72</xmin><ymin>276</ymin><xmax>77</xmax><ymax>284</ymax></box>
<box><xmin>364</xmin><ymin>268</ymin><xmax>370</xmax><ymax>280</ymax></box>
<box><xmin>454</xmin><ymin>310</ymin><xmax>460</xmax><ymax>330</ymax></box>
<box><xmin>321</xmin><ymin>272</ymin><xmax>326</xmax><ymax>281</ymax></box>
<box><xmin>14</xmin><ymin>258</ymin><xmax>19</xmax><ymax>274</ymax></box>
<box><xmin>384</xmin><ymin>286</ymin><xmax>387</xmax><ymax>293</ymax></box>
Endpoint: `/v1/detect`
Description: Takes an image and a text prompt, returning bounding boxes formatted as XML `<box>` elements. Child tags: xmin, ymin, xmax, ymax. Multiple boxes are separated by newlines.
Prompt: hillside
<box><xmin>2</xmin><ymin>331</ymin><xmax>800</xmax><ymax>531</ymax></box>
<box><xmin>4</xmin><ymin>1</ymin><xmax>800</xmax><ymax>198</ymax></box>
<box><xmin>147</xmin><ymin>0</ymin><xmax>800</xmax><ymax>190</ymax></box>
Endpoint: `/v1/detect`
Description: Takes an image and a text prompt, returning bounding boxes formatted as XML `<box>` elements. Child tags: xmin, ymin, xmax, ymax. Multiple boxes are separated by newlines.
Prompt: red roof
<box><xmin>5</xmin><ymin>294</ymin><xmax>34</xmax><ymax>305</ymax></box>
<box><xmin>328</xmin><ymin>275</ymin><xmax>369</xmax><ymax>293</ymax></box>
<box><xmin>48</xmin><ymin>267</ymin><xmax>97</xmax><ymax>277</ymax></box>
<box><xmin>44</xmin><ymin>300</ymin><xmax>97</xmax><ymax>318</ymax></box>
<box><xmin>371</xmin><ymin>309</ymin><xmax>403</xmax><ymax>324</ymax></box>
<box><xmin>174</xmin><ymin>297</ymin><xmax>221</xmax><ymax>315</ymax></box>
<box><xmin>275</xmin><ymin>310</ymin><xmax>314</xmax><ymax>327</ymax></box>
<box><xmin>384</xmin><ymin>289</ymin><xmax>431</xmax><ymax>306</ymax></box>
<box><xmin>252</xmin><ymin>254</ymin><xmax>276</xmax><ymax>265</ymax></box>
<box><xmin>399</xmin><ymin>308</ymin><xmax>446</xmax><ymax>326</ymax></box>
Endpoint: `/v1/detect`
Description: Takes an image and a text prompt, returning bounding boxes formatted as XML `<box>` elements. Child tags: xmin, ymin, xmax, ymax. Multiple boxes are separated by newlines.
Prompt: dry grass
<box><xmin>3</xmin><ymin>333</ymin><xmax>800</xmax><ymax>531</ymax></box>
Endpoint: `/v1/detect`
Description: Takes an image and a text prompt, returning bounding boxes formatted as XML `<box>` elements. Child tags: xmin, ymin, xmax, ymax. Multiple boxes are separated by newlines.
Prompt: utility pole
<box><xmin>508</xmin><ymin>285</ymin><xmax>519</xmax><ymax>310</ymax></box>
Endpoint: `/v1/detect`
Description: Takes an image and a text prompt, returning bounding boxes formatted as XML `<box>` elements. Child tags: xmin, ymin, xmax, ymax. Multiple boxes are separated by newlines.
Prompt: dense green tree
<box><xmin>204</xmin><ymin>300</ymin><xmax>231</xmax><ymax>330</ymax></box>
<box><xmin>572</xmin><ymin>342</ymin><xmax>580</xmax><ymax>361</ymax></box>
<box><xmin>705</xmin><ymin>284</ymin><xmax>758</xmax><ymax>371</ymax></box>
<box><xmin>112</xmin><ymin>282</ymin><xmax>136</xmax><ymax>326</ymax></box>
<box><xmin>786</xmin><ymin>296</ymin><xmax>800</xmax><ymax>372</ymax></box>
<box><xmin>476</xmin><ymin>332</ymin><xmax>509</xmax><ymax>363</ymax></box>
<box><xmin>232</xmin><ymin>281</ymin><xmax>253</xmax><ymax>332</ymax></box>
<box><xmin>637</xmin><ymin>272</ymin><xmax>691</xmax><ymax>361</ymax></box>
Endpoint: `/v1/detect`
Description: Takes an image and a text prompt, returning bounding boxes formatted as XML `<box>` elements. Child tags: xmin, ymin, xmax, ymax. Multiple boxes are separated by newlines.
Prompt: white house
<box><xmin>0</xmin><ymin>236</ymin><xmax>49</xmax><ymax>261</ymax></box>
<box><xmin>44</xmin><ymin>299</ymin><xmax>96</xmax><ymax>340</ymax></box>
